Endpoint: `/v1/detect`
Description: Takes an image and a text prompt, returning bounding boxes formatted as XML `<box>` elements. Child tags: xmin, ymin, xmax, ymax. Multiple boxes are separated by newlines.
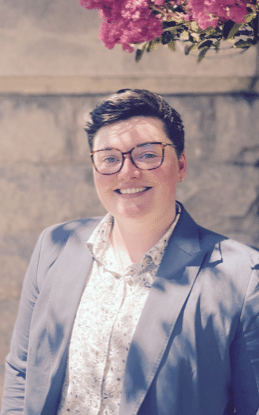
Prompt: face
<box><xmin>92</xmin><ymin>116</ymin><xmax>187</xmax><ymax>228</ymax></box>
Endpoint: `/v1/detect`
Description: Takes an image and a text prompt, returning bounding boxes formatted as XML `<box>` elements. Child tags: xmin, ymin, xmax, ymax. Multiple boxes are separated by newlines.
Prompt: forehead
<box><xmin>93</xmin><ymin>116</ymin><xmax>170</xmax><ymax>150</ymax></box>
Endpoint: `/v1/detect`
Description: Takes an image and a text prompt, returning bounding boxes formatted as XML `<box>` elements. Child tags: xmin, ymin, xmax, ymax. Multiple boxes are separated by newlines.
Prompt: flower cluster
<box><xmin>80</xmin><ymin>0</ymin><xmax>163</xmax><ymax>51</ymax></box>
<box><xmin>188</xmin><ymin>0</ymin><xmax>249</xmax><ymax>30</ymax></box>
<box><xmin>80</xmin><ymin>0</ymin><xmax>259</xmax><ymax>62</ymax></box>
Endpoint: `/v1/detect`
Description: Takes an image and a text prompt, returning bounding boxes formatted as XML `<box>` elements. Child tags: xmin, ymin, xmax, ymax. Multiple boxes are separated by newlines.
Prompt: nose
<box><xmin>117</xmin><ymin>154</ymin><xmax>140</xmax><ymax>178</ymax></box>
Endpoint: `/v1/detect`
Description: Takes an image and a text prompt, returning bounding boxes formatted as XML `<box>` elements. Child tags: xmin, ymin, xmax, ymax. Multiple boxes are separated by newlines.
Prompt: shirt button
<box><xmin>145</xmin><ymin>256</ymin><xmax>152</xmax><ymax>264</ymax></box>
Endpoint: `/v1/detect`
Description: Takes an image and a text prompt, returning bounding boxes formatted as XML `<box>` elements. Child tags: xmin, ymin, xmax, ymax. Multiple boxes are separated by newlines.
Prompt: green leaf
<box><xmin>198</xmin><ymin>46</ymin><xmax>210</xmax><ymax>62</ymax></box>
<box><xmin>167</xmin><ymin>3</ymin><xmax>176</xmax><ymax>13</ymax></box>
<box><xmin>204</xmin><ymin>26</ymin><xmax>217</xmax><ymax>36</ymax></box>
<box><xmin>146</xmin><ymin>38</ymin><xmax>160</xmax><ymax>53</ymax></box>
<box><xmin>185</xmin><ymin>43</ymin><xmax>199</xmax><ymax>55</ymax></box>
<box><xmin>163</xmin><ymin>21</ymin><xmax>176</xmax><ymax>29</ymax></box>
<box><xmin>191</xmin><ymin>32</ymin><xmax>201</xmax><ymax>42</ymax></box>
<box><xmin>226</xmin><ymin>37</ymin><xmax>236</xmax><ymax>44</ymax></box>
<box><xmin>198</xmin><ymin>39</ymin><xmax>213</xmax><ymax>49</ymax></box>
<box><xmin>227</xmin><ymin>22</ymin><xmax>244</xmax><ymax>39</ymax></box>
<box><xmin>223</xmin><ymin>20</ymin><xmax>236</xmax><ymax>39</ymax></box>
<box><xmin>165</xmin><ymin>25</ymin><xmax>179</xmax><ymax>36</ymax></box>
<box><xmin>167</xmin><ymin>40</ymin><xmax>176</xmax><ymax>51</ymax></box>
<box><xmin>135</xmin><ymin>47</ymin><xmax>145</xmax><ymax>62</ymax></box>
<box><xmin>190</xmin><ymin>21</ymin><xmax>199</xmax><ymax>31</ymax></box>
<box><xmin>252</xmin><ymin>12</ymin><xmax>259</xmax><ymax>39</ymax></box>
<box><xmin>245</xmin><ymin>12</ymin><xmax>257</xmax><ymax>24</ymax></box>
<box><xmin>214</xmin><ymin>39</ymin><xmax>220</xmax><ymax>52</ymax></box>
<box><xmin>234</xmin><ymin>38</ymin><xmax>254</xmax><ymax>48</ymax></box>
<box><xmin>181</xmin><ymin>30</ymin><xmax>189</xmax><ymax>41</ymax></box>
<box><xmin>161</xmin><ymin>31</ymin><xmax>173</xmax><ymax>45</ymax></box>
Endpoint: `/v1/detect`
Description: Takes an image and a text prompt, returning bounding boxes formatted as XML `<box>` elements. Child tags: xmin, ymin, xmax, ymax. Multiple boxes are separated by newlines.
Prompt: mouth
<box><xmin>115</xmin><ymin>187</ymin><xmax>152</xmax><ymax>195</ymax></box>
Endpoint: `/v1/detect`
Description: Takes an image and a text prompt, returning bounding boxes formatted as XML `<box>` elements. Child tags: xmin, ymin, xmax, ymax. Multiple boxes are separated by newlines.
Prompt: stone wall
<box><xmin>1</xmin><ymin>0</ymin><xmax>259</xmax><ymax>406</ymax></box>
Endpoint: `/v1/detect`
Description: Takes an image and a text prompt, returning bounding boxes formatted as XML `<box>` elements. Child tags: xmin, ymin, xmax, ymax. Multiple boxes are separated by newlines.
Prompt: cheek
<box><xmin>153</xmin><ymin>164</ymin><xmax>179</xmax><ymax>190</ymax></box>
<box><xmin>93</xmin><ymin>172</ymin><xmax>113</xmax><ymax>199</ymax></box>
<box><xmin>94</xmin><ymin>170</ymin><xmax>107</xmax><ymax>188</ymax></box>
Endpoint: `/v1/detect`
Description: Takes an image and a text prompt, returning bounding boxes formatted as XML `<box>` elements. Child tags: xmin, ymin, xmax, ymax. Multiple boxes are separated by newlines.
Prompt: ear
<box><xmin>177</xmin><ymin>151</ymin><xmax>187</xmax><ymax>182</ymax></box>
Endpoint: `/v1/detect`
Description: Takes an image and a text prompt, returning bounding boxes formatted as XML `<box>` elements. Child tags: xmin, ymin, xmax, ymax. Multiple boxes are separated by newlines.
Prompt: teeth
<box><xmin>119</xmin><ymin>187</ymin><xmax>147</xmax><ymax>194</ymax></box>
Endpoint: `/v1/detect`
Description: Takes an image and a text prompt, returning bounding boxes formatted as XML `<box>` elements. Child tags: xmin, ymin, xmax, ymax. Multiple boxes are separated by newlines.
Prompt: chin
<box><xmin>115</xmin><ymin>205</ymin><xmax>150</xmax><ymax>220</ymax></box>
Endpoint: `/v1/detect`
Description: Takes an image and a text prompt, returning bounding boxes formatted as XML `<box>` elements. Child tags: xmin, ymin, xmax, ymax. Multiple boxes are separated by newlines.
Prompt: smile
<box><xmin>116</xmin><ymin>187</ymin><xmax>151</xmax><ymax>195</ymax></box>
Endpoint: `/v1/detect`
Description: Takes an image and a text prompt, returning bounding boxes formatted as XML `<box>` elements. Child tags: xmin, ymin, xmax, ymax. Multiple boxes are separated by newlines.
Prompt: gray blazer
<box><xmin>1</xmin><ymin>204</ymin><xmax>259</xmax><ymax>415</ymax></box>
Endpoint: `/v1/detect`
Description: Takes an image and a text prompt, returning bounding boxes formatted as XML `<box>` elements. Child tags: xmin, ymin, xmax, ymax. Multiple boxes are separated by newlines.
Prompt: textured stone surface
<box><xmin>0</xmin><ymin>94</ymin><xmax>113</xmax><ymax>164</ymax></box>
<box><xmin>0</xmin><ymin>299</ymin><xmax>20</xmax><ymax>402</ymax></box>
<box><xmin>0</xmin><ymin>96</ymin><xmax>74</xmax><ymax>163</ymax></box>
<box><xmin>214</xmin><ymin>96</ymin><xmax>259</xmax><ymax>162</ymax></box>
<box><xmin>0</xmin><ymin>163</ymin><xmax>105</xmax><ymax>234</ymax></box>
<box><xmin>177</xmin><ymin>163</ymin><xmax>258</xmax><ymax>235</ymax></box>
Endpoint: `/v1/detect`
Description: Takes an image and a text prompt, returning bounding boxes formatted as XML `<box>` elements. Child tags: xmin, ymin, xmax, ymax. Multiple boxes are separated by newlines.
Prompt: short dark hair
<box><xmin>85</xmin><ymin>89</ymin><xmax>184</xmax><ymax>158</ymax></box>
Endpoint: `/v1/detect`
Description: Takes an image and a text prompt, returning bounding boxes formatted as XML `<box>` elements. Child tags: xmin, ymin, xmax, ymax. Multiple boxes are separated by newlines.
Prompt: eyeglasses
<box><xmin>90</xmin><ymin>141</ymin><xmax>175</xmax><ymax>175</ymax></box>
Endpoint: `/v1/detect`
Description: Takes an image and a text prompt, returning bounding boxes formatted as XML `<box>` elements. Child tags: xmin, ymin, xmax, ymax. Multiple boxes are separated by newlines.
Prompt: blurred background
<box><xmin>1</xmin><ymin>0</ymin><xmax>259</xmax><ymax>403</ymax></box>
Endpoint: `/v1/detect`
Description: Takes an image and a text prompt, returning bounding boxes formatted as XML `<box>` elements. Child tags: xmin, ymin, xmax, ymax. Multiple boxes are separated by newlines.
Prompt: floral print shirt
<box><xmin>57</xmin><ymin>204</ymin><xmax>181</xmax><ymax>415</ymax></box>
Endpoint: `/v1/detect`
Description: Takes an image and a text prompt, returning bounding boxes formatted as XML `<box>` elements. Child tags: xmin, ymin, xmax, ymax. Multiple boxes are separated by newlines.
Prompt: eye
<box><xmin>102</xmin><ymin>155</ymin><xmax>121</xmax><ymax>165</ymax></box>
<box><xmin>135</xmin><ymin>149</ymin><xmax>160</xmax><ymax>163</ymax></box>
<box><xmin>97</xmin><ymin>150</ymin><xmax>122</xmax><ymax>166</ymax></box>
<box><xmin>138</xmin><ymin>151</ymin><xmax>158</xmax><ymax>160</ymax></box>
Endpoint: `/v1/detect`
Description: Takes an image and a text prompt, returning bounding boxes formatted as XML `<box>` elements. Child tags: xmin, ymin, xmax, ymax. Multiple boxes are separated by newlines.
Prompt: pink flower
<box><xmin>153</xmin><ymin>0</ymin><xmax>166</xmax><ymax>5</ymax></box>
<box><xmin>228</xmin><ymin>3</ymin><xmax>247</xmax><ymax>23</ymax></box>
<box><xmin>188</xmin><ymin>0</ymin><xmax>248</xmax><ymax>29</ymax></box>
<box><xmin>81</xmin><ymin>0</ymin><xmax>163</xmax><ymax>51</ymax></box>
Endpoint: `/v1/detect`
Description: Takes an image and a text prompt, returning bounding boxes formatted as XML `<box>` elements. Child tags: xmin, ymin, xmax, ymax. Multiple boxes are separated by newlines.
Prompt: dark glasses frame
<box><xmin>90</xmin><ymin>141</ymin><xmax>175</xmax><ymax>175</ymax></box>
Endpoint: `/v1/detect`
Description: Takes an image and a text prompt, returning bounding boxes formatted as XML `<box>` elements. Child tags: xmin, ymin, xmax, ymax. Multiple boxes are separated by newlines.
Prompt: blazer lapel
<box><xmin>46</xmin><ymin>218</ymin><xmax>102</xmax><ymax>366</ymax></box>
<box><xmin>26</xmin><ymin>218</ymin><xmax>102</xmax><ymax>415</ymax></box>
<box><xmin>119</xmin><ymin>207</ymin><xmax>206</xmax><ymax>415</ymax></box>
<box><xmin>35</xmin><ymin>218</ymin><xmax>103</xmax><ymax>415</ymax></box>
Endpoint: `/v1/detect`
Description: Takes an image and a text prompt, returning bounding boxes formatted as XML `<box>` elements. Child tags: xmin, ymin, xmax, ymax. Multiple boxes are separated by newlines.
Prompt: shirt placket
<box><xmin>99</xmin><ymin>261</ymin><xmax>155</xmax><ymax>415</ymax></box>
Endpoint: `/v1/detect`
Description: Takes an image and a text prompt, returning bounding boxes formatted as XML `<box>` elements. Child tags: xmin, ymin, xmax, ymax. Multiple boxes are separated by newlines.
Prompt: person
<box><xmin>1</xmin><ymin>89</ymin><xmax>259</xmax><ymax>415</ymax></box>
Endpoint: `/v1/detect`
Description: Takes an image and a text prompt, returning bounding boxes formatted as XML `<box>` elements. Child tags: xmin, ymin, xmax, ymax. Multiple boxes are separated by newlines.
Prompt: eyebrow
<box><xmin>94</xmin><ymin>147</ymin><xmax>116</xmax><ymax>152</ymax></box>
<box><xmin>94</xmin><ymin>142</ymin><xmax>163</xmax><ymax>152</ymax></box>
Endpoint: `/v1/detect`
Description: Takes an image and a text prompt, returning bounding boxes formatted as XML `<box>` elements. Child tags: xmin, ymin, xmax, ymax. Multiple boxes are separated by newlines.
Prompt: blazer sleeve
<box><xmin>230</xmin><ymin>263</ymin><xmax>259</xmax><ymax>415</ymax></box>
<box><xmin>0</xmin><ymin>228</ymin><xmax>49</xmax><ymax>414</ymax></box>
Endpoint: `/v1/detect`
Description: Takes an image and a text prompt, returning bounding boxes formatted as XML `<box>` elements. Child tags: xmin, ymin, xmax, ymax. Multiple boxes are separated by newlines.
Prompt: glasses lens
<box><xmin>93</xmin><ymin>149</ymin><xmax>122</xmax><ymax>174</ymax></box>
<box><xmin>132</xmin><ymin>143</ymin><xmax>163</xmax><ymax>170</ymax></box>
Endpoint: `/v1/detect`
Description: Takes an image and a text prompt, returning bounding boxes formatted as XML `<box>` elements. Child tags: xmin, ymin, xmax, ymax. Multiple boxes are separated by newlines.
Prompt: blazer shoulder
<box><xmin>176</xmin><ymin>204</ymin><xmax>259</xmax><ymax>263</ymax></box>
<box><xmin>30</xmin><ymin>217</ymin><xmax>102</xmax><ymax>288</ymax></box>
<box><xmin>42</xmin><ymin>216</ymin><xmax>103</xmax><ymax>246</ymax></box>
<box><xmin>197</xmin><ymin>224</ymin><xmax>259</xmax><ymax>269</ymax></box>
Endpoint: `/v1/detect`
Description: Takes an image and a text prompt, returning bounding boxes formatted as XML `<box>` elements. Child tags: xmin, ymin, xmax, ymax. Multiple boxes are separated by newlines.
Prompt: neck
<box><xmin>111</xmin><ymin>207</ymin><xmax>176</xmax><ymax>264</ymax></box>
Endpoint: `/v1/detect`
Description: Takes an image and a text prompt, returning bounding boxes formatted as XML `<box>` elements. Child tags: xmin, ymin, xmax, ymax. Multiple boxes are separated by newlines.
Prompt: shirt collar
<box><xmin>87</xmin><ymin>213</ymin><xmax>113</xmax><ymax>262</ymax></box>
<box><xmin>147</xmin><ymin>202</ymin><xmax>181</xmax><ymax>267</ymax></box>
<box><xmin>87</xmin><ymin>202</ymin><xmax>181</xmax><ymax>272</ymax></box>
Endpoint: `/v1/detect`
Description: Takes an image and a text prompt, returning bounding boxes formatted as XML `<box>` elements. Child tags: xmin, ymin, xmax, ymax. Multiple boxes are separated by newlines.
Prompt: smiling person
<box><xmin>1</xmin><ymin>89</ymin><xmax>259</xmax><ymax>415</ymax></box>
<box><xmin>91</xmin><ymin>115</ymin><xmax>186</xmax><ymax>268</ymax></box>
